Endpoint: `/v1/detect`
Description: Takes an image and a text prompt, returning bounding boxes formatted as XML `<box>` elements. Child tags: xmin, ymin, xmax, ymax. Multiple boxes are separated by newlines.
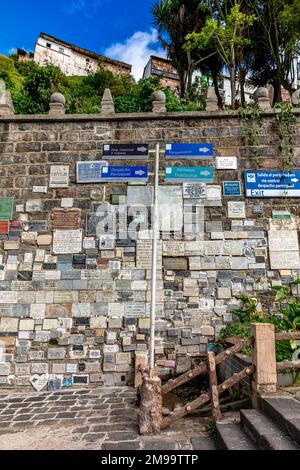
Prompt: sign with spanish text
<box><xmin>244</xmin><ymin>171</ymin><xmax>300</xmax><ymax>197</ymax></box>
<box><xmin>165</xmin><ymin>143</ymin><xmax>213</xmax><ymax>159</ymax></box>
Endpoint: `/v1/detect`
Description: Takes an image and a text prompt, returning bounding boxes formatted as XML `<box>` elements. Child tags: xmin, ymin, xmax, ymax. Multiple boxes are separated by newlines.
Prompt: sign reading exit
<box><xmin>244</xmin><ymin>171</ymin><xmax>300</xmax><ymax>197</ymax></box>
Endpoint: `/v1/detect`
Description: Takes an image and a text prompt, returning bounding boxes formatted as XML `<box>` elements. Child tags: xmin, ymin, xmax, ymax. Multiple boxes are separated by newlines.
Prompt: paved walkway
<box><xmin>0</xmin><ymin>387</ymin><xmax>215</xmax><ymax>450</ymax></box>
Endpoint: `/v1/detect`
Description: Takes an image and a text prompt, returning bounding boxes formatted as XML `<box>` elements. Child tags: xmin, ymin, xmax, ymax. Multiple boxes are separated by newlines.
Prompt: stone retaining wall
<box><xmin>0</xmin><ymin>109</ymin><xmax>300</xmax><ymax>391</ymax></box>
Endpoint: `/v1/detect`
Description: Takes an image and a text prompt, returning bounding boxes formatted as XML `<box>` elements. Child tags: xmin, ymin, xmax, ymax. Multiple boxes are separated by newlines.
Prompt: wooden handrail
<box><xmin>276</xmin><ymin>361</ymin><xmax>300</xmax><ymax>370</ymax></box>
<box><xmin>161</xmin><ymin>337</ymin><xmax>253</xmax><ymax>395</ymax></box>
<box><xmin>275</xmin><ymin>332</ymin><xmax>300</xmax><ymax>341</ymax></box>
<box><xmin>161</xmin><ymin>365</ymin><xmax>254</xmax><ymax>429</ymax></box>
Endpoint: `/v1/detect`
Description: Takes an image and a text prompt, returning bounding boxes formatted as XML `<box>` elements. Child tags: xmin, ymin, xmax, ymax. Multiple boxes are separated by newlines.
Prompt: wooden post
<box><xmin>207</xmin><ymin>351</ymin><xmax>221</xmax><ymax>422</ymax></box>
<box><xmin>251</xmin><ymin>323</ymin><xmax>277</xmax><ymax>408</ymax></box>
<box><xmin>134</xmin><ymin>352</ymin><xmax>148</xmax><ymax>388</ymax></box>
<box><xmin>139</xmin><ymin>375</ymin><xmax>162</xmax><ymax>435</ymax></box>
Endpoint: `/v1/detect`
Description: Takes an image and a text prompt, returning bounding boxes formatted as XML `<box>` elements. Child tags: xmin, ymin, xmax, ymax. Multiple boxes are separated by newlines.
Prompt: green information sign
<box><xmin>0</xmin><ymin>197</ymin><xmax>14</xmax><ymax>220</ymax></box>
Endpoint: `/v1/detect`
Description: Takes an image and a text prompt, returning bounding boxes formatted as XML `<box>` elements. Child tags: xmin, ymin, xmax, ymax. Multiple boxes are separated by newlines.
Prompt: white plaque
<box><xmin>53</xmin><ymin>229</ymin><xmax>83</xmax><ymax>254</ymax></box>
<box><xmin>268</xmin><ymin>231</ymin><xmax>299</xmax><ymax>252</ymax></box>
<box><xmin>216</xmin><ymin>156</ymin><xmax>237</xmax><ymax>170</ymax></box>
<box><xmin>227</xmin><ymin>201</ymin><xmax>246</xmax><ymax>219</ymax></box>
<box><xmin>158</xmin><ymin>186</ymin><xmax>183</xmax><ymax>231</ymax></box>
<box><xmin>49</xmin><ymin>166</ymin><xmax>69</xmax><ymax>188</ymax></box>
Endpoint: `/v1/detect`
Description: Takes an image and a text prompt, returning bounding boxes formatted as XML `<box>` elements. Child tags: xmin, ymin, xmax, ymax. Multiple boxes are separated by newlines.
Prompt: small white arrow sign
<box><xmin>291</xmin><ymin>178</ymin><xmax>299</xmax><ymax>183</ymax></box>
<box><xmin>135</xmin><ymin>170</ymin><xmax>146</xmax><ymax>176</ymax></box>
<box><xmin>201</xmin><ymin>171</ymin><xmax>211</xmax><ymax>176</ymax></box>
<box><xmin>199</xmin><ymin>147</ymin><xmax>210</xmax><ymax>153</ymax></box>
<box><xmin>137</xmin><ymin>146</ymin><xmax>147</xmax><ymax>152</ymax></box>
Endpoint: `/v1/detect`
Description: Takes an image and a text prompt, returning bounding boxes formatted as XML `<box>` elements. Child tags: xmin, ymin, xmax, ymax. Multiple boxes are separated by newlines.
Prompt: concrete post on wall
<box><xmin>152</xmin><ymin>90</ymin><xmax>166</xmax><ymax>113</ymax></box>
<box><xmin>0</xmin><ymin>79</ymin><xmax>15</xmax><ymax>116</ymax></box>
<box><xmin>101</xmin><ymin>88</ymin><xmax>115</xmax><ymax>116</ymax></box>
<box><xmin>49</xmin><ymin>92</ymin><xmax>66</xmax><ymax>116</ymax></box>
<box><xmin>254</xmin><ymin>87</ymin><xmax>272</xmax><ymax>111</ymax></box>
<box><xmin>251</xmin><ymin>323</ymin><xmax>277</xmax><ymax>408</ymax></box>
<box><xmin>205</xmin><ymin>86</ymin><xmax>219</xmax><ymax>111</ymax></box>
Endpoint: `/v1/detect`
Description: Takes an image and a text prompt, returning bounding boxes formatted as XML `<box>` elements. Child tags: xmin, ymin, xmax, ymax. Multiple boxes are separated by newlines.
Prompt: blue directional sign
<box><xmin>76</xmin><ymin>161</ymin><xmax>108</xmax><ymax>183</ymax></box>
<box><xmin>101</xmin><ymin>166</ymin><xmax>148</xmax><ymax>182</ymax></box>
<box><xmin>223</xmin><ymin>181</ymin><xmax>241</xmax><ymax>197</ymax></box>
<box><xmin>245</xmin><ymin>170</ymin><xmax>300</xmax><ymax>197</ymax></box>
<box><xmin>165</xmin><ymin>166</ymin><xmax>214</xmax><ymax>182</ymax></box>
<box><xmin>165</xmin><ymin>143</ymin><xmax>213</xmax><ymax>159</ymax></box>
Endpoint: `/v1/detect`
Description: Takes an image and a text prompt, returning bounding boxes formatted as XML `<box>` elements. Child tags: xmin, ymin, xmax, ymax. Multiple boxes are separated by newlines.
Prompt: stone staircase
<box><xmin>215</xmin><ymin>395</ymin><xmax>300</xmax><ymax>450</ymax></box>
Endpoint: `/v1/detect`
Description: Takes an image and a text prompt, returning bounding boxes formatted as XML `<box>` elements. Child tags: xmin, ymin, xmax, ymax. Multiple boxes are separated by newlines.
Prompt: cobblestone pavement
<box><xmin>0</xmin><ymin>387</ymin><xmax>215</xmax><ymax>450</ymax></box>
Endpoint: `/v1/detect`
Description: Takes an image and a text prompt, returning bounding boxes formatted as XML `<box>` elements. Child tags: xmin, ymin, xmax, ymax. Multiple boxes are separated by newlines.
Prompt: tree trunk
<box><xmin>210</xmin><ymin>68</ymin><xmax>223</xmax><ymax>108</ymax></box>
<box><xmin>139</xmin><ymin>375</ymin><xmax>162</xmax><ymax>435</ymax></box>
<box><xmin>230</xmin><ymin>65</ymin><xmax>236</xmax><ymax>109</ymax></box>
<box><xmin>239</xmin><ymin>66</ymin><xmax>246</xmax><ymax>107</ymax></box>
<box><xmin>272</xmin><ymin>77</ymin><xmax>282</xmax><ymax>105</ymax></box>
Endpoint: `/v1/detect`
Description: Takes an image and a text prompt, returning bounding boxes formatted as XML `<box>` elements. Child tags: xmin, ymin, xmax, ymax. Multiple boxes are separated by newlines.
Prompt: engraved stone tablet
<box><xmin>227</xmin><ymin>201</ymin><xmax>246</xmax><ymax>219</ymax></box>
<box><xmin>158</xmin><ymin>186</ymin><xmax>183</xmax><ymax>231</ymax></box>
<box><xmin>53</xmin><ymin>229</ymin><xmax>83</xmax><ymax>254</ymax></box>
<box><xmin>49</xmin><ymin>165</ymin><xmax>69</xmax><ymax>188</ymax></box>
<box><xmin>268</xmin><ymin>231</ymin><xmax>299</xmax><ymax>252</ymax></box>
<box><xmin>183</xmin><ymin>183</ymin><xmax>206</xmax><ymax>199</ymax></box>
<box><xmin>51</xmin><ymin>209</ymin><xmax>81</xmax><ymax>229</ymax></box>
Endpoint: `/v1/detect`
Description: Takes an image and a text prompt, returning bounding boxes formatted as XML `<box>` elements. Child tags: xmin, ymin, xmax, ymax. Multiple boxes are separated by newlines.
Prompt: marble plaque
<box><xmin>136</xmin><ymin>240</ymin><xmax>162</xmax><ymax>269</ymax></box>
<box><xmin>53</xmin><ymin>229</ymin><xmax>83</xmax><ymax>254</ymax></box>
<box><xmin>268</xmin><ymin>231</ymin><xmax>299</xmax><ymax>252</ymax></box>
<box><xmin>163</xmin><ymin>241</ymin><xmax>185</xmax><ymax>256</ymax></box>
<box><xmin>227</xmin><ymin>201</ymin><xmax>246</xmax><ymax>219</ymax></box>
<box><xmin>216</xmin><ymin>156</ymin><xmax>237</xmax><ymax>170</ymax></box>
<box><xmin>269</xmin><ymin>251</ymin><xmax>300</xmax><ymax>270</ymax></box>
<box><xmin>51</xmin><ymin>209</ymin><xmax>81</xmax><ymax>229</ymax></box>
<box><xmin>49</xmin><ymin>165</ymin><xmax>69</xmax><ymax>188</ymax></box>
<box><xmin>163</xmin><ymin>257</ymin><xmax>188</xmax><ymax>270</ymax></box>
<box><xmin>124</xmin><ymin>303</ymin><xmax>146</xmax><ymax>317</ymax></box>
<box><xmin>183</xmin><ymin>183</ymin><xmax>206</xmax><ymax>199</ymax></box>
<box><xmin>158</xmin><ymin>186</ymin><xmax>183</xmax><ymax>231</ymax></box>
<box><xmin>207</xmin><ymin>185</ymin><xmax>222</xmax><ymax>200</ymax></box>
<box><xmin>99</xmin><ymin>235</ymin><xmax>115</xmax><ymax>250</ymax></box>
<box><xmin>25</xmin><ymin>199</ymin><xmax>42</xmax><ymax>213</ymax></box>
<box><xmin>0</xmin><ymin>197</ymin><xmax>13</xmax><ymax>220</ymax></box>
<box><xmin>127</xmin><ymin>186</ymin><xmax>153</xmax><ymax>206</ymax></box>
<box><xmin>0</xmin><ymin>292</ymin><xmax>17</xmax><ymax>304</ymax></box>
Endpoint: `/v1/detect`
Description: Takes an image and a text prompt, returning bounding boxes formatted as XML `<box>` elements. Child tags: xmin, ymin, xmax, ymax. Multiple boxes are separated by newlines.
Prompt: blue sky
<box><xmin>0</xmin><ymin>0</ymin><xmax>166</xmax><ymax>79</ymax></box>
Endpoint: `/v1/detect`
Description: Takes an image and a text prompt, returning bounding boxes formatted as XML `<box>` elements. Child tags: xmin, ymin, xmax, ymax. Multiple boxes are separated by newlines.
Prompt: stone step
<box><xmin>261</xmin><ymin>396</ymin><xmax>300</xmax><ymax>444</ymax></box>
<box><xmin>241</xmin><ymin>409</ymin><xmax>299</xmax><ymax>450</ymax></box>
<box><xmin>215</xmin><ymin>422</ymin><xmax>258</xmax><ymax>450</ymax></box>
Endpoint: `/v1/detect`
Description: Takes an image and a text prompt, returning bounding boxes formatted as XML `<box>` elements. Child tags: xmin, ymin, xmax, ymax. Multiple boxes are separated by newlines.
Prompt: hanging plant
<box><xmin>238</xmin><ymin>103</ymin><xmax>263</xmax><ymax>168</ymax></box>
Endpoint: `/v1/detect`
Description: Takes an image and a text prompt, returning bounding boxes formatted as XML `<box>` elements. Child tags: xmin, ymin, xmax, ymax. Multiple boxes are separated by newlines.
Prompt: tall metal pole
<box><xmin>149</xmin><ymin>143</ymin><xmax>160</xmax><ymax>376</ymax></box>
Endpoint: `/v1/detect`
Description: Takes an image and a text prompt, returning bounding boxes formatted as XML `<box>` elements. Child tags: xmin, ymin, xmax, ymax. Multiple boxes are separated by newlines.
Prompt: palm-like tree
<box><xmin>152</xmin><ymin>0</ymin><xmax>209</xmax><ymax>98</ymax></box>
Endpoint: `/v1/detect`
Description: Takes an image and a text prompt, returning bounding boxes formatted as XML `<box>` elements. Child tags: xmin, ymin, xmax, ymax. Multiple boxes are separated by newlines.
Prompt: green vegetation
<box><xmin>217</xmin><ymin>283</ymin><xmax>300</xmax><ymax>362</ymax></box>
<box><xmin>153</xmin><ymin>0</ymin><xmax>300</xmax><ymax>107</ymax></box>
<box><xmin>0</xmin><ymin>55</ymin><xmax>207</xmax><ymax>115</ymax></box>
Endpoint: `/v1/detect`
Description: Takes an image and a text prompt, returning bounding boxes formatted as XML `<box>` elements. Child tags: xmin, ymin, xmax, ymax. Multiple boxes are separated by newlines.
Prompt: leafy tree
<box><xmin>152</xmin><ymin>0</ymin><xmax>214</xmax><ymax>98</ymax></box>
<box><xmin>248</xmin><ymin>0</ymin><xmax>300</xmax><ymax>103</ymax></box>
<box><xmin>185</xmin><ymin>1</ymin><xmax>256</xmax><ymax>108</ymax></box>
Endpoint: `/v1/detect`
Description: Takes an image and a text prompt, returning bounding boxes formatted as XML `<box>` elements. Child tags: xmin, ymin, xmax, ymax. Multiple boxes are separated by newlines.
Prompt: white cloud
<box><xmin>8</xmin><ymin>48</ymin><xmax>17</xmax><ymax>55</ymax></box>
<box><xmin>105</xmin><ymin>29</ymin><xmax>167</xmax><ymax>81</ymax></box>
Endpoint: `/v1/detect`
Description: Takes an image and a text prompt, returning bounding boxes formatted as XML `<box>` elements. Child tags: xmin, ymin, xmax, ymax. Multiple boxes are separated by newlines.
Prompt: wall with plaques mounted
<box><xmin>0</xmin><ymin>109</ymin><xmax>300</xmax><ymax>391</ymax></box>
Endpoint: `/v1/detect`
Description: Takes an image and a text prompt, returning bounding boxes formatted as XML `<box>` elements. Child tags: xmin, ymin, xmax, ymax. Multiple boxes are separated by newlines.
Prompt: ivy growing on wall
<box><xmin>238</xmin><ymin>104</ymin><xmax>263</xmax><ymax>168</ymax></box>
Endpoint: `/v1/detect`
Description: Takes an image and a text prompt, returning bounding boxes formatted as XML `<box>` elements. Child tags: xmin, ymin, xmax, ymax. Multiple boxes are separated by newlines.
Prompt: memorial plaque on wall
<box><xmin>183</xmin><ymin>183</ymin><xmax>206</xmax><ymax>199</ymax></box>
<box><xmin>158</xmin><ymin>186</ymin><xmax>183</xmax><ymax>231</ymax></box>
<box><xmin>0</xmin><ymin>197</ymin><xmax>13</xmax><ymax>220</ymax></box>
<box><xmin>51</xmin><ymin>209</ymin><xmax>81</xmax><ymax>229</ymax></box>
<box><xmin>53</xmin><ymin>229</ymin><xmax>83</xmax><ymax>254</ymax></box>
<box><xmin>103</xmin><ymin>144</ymin><xmax>149</xmax><ymax>160</ymax></box>
<box><xmin>76</xmin><ymin>161</ymin><xmax>108</xmax><ymax>183</ymax></box>
<box><xmin>49</xmin><ymin>166</ymin><xmax>69</xmax><ymax>188</ymax></box>
<box><xmin>0</xmin><ymin>221</ymin><xmax>9</xmax><ymax>234</ymax></box>
<box><xmin>127</xmin><ymin>186</ymin><xmax>153</xmax><ymax>206</ymax></box>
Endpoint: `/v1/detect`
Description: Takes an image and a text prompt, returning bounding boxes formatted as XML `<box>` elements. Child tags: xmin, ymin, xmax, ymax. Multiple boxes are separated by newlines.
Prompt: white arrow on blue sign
<box><xmin>166</xmin><ymin>143</ymin><xmax>213</xmax><ymax>159</ymax></box>
<box><xmin>244</xmin><ymin>170</ymin><xmax>300</xmax><ymax>197</ymax></box>
<box><xmin>101</xmin><ymin>166</ymin><xmax>148</xmax><ymax>182</ymax></box>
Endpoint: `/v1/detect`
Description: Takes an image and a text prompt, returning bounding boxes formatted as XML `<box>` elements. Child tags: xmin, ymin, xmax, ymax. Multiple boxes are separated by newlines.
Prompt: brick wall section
<box><xmin>0</xmin><ymin>109</ymin><xmax>299</xmax><ymax>391</ymax></box>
